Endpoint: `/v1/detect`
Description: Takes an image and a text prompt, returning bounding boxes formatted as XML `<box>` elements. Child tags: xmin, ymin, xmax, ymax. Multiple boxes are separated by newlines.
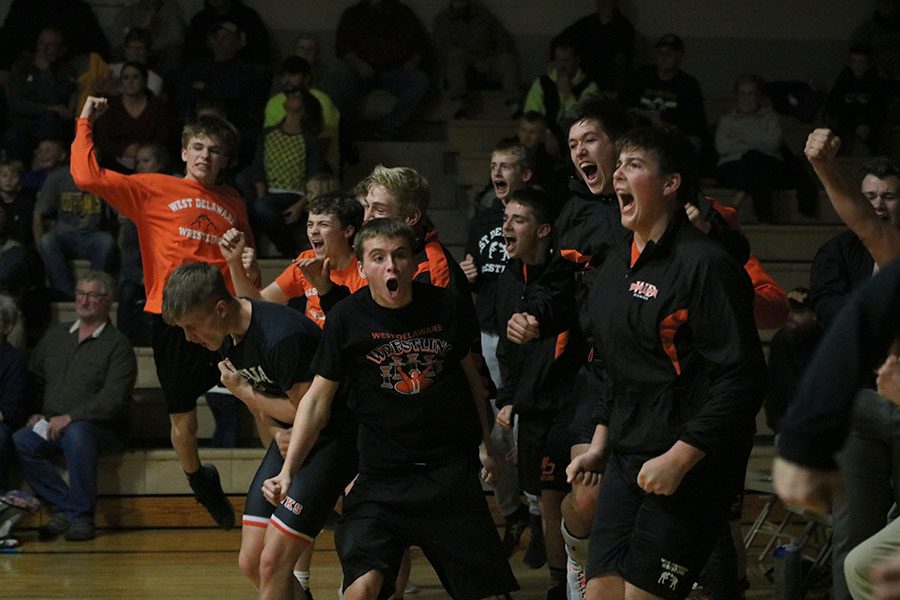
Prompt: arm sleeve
<box><xmin>268</xmin><ymin>333</ymin><xmax>317</xmax><ymax>393</ymax></box>
<box><xmin>745</xmin><ymin>255</ymin><xmax>790</xmax><ymax>331</ymax></box>
<box><xmin>517</xmin><ymin>251</ymin><xmax>581</xmax><ymax>338</ymax></box>
<box><xmin>714</xmin><ymin>115</ymin><xmax>747</xmax><ymax>158</ymax></box>
<box><xmin>310</xmin><ymin>307</ymin><xmax>348</xmax><ymax>382</ymax></box>
<box><xmin>778</xmin><ymin>260</ymin><xmax>900</xmax><ymax>469</ymax></box>
<box><xmin>678</xmin><ymin>255</ymin><xmax>766</xmax><ymax>456</ymax></box>
<box><xmin>70</xmin><ymin>119</ymin><xmax>149</xmax><ymax>220</ymax></box>
<box><xmin>68</xmin><ymin>336</ymin><xmax>137</xmax><ymax>422</ymax></box>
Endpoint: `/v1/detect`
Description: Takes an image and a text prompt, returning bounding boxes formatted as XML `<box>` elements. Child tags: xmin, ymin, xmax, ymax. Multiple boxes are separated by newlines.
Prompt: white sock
<box><xmin>294</xmin><ymin>570</ymin><xmax>310</xmax><ymax>590</ymax></box>
<box><xmin>561</xmin><ymin>521</ymin><xmax>588</xmax><ymax>600</ymax></box>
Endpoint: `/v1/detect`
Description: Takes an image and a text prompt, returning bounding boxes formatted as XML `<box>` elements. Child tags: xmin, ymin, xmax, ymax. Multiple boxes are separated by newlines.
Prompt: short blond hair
<box><xmin>365</xmin><ymin>165</ymin><xmax>430</xmax><ymax>217</ymax></box>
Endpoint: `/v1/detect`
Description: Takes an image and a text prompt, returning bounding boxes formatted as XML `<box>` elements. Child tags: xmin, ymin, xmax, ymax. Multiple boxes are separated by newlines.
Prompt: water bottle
<box><xmin>773</xmin><ymin>543</ymin><xmax>804</xmax><ymax>599</ymax></box>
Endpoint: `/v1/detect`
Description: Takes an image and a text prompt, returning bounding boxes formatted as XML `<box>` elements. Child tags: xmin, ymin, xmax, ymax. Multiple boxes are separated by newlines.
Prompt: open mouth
<box><xmin>386</xmin><ymin>277</ymin><xmax>399</xmax><ymax>293</ymax></box>
<box><xmin>617</xmin><ymin>191</ymin><xmax>635</xmax><ymax>216</ymax></box>
<box><xmin>493</xmin><ymin>180</ymin><xmax>509</xmax><ymax>196</ymax></box>
<box><xmin>504</xmin><ymin>235</ymin><xmax>517</xmax><ymax>253</ymax></box>
<box><xmin>310</xmin><ymin>240</ymin><xmax>325</xmax><ymax>252</ymax></box>
<box><xmin>580</xmin><ymin>163</ymin><xmax>599</xmax><ymax>184</ymax></box>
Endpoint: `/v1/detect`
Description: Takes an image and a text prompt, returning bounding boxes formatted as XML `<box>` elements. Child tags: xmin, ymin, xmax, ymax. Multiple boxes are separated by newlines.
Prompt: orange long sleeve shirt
<box><xmin>71</xmin><ymin>118</ymin><xmax>255</xmax><ymax>314</ymax></box>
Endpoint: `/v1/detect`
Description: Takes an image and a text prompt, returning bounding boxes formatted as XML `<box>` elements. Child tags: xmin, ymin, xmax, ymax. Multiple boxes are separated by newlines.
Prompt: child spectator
<box><xmin>0</xmin><ymin>294</ymin><xmax>27</xmax><ymax>494</ymax></box>
<box><xmin>22</xmin><ymin>139</ymin><xmax>69</xmax><ymax>194</ymax></box>
<box><xmin>715</xmin><ymin>74</ymin><xmax>787</xmax><ymax>223</ymax></box>
<box><xmin>495</xmin><ymin>187</ymin><xmax>584</xmax><ymax>598</ymax></box>
<box><xmin>0</xmin><ymin>161</ymin><xmax>36</xmax><ymax>247</ymax></box>
<box><xmin>251</xmin><ymin>89</ymin><xmax>324</xmax><ymax>258</ymax></box>
<box><xmin>824</xmin><ymin>44</ymin><xmax>888</xmax><ymax>156</ymax></box>
<box><xmin>524</xmin><ymin>35</ymin><xmax>598</xmax><ymax>140</ymax></box>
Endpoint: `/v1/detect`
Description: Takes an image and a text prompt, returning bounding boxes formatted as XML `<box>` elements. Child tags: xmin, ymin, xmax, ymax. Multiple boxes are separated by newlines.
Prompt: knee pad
<box><xmin>560</xmin><ymin>519</ymin><xmax>589</xmax><ymax>564</ymax></box>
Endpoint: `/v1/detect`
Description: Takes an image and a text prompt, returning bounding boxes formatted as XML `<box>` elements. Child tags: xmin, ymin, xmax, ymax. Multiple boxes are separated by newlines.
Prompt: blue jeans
<box><xmin>13</xmin><ymin>421</ymin><xmax>122</xmax><ymax>522</ymax></box>
<box><xmin>0</xmin><ymin>422</ymin><xmax>14</xmax><ymax>493</ymax></box>
<box><xmin>333</xmin><ymin>61</ymin><xmax>429</xmax><ymax>135</ymax></box>
<box><xmin>38</xmin><ymin>229</ymin><xmax>116</xmax><ymax>299</ymax></box>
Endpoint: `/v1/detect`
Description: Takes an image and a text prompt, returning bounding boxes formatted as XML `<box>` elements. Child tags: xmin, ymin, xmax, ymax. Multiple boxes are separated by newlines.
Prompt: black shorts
<box><xmin>243</xmin><ymin>432</ymin><xmax>359</xmax><ymax>542</ymax></box>
<box><xmin>335</xmin><ymin>456</ymin><xmax>519</xmax><ymax>600</ymax></box>
<box><xmin>587</xmin><ymin>452</ymin><xmax>743</xmax><ymax>599</ymax></box>
<box><xmin>569</xmin><ymin>361</ymin><xmax>606</xmax><ymax>444</ymax></box>
<box><xmin>151</xmin><ymin>314</ymin><xmax>221</xmax><ymax>414</ymax></box>
<box><xmin>517</xmin><ymin>404</ymin><xmax>576</xmax><ymax>495</ymax></box>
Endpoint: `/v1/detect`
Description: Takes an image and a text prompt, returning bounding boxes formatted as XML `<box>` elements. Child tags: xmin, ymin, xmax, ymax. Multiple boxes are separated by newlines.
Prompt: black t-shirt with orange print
<box><xmin>312</xmin><ymin>281</ymin><xmax>481</xmax><ymax>474</ymax></box>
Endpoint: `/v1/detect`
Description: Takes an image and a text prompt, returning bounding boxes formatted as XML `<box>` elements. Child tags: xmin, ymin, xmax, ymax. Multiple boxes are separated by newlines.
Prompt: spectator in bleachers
<box><xmin>0</xmin><ymin>161</ymin><xmax>35</xmax><ymax>248</ymax></box>
<box><xmin>13</xmin><ymin>271</ymin><xmax>135</xmax><ymax>542</ymax></box>
<box><xmin>460</xmin><ymin>140</ymin><xmax>532</xmax><ymax>556</ymax></box>
<box><xmin>333</xmin><ymin>0</ymin><xmax>433</xmax><ymax>139</ymax></box>
<box><xmin>807</xmin><ymin>155</ymin><xmax>900</xmax><ymax>600</ymax></box>
<box><xmin>433</xmin><ymin>0</ymin><xmax>521</xmax><ymax>120</ymax></box>
<box><xmin>22</xmin><ymin>139</ymin><xmax>69</xmax><ymax>194</ymax></box>
<box><xmin>852</xmin><ymin>0</ymin><xmax>900</xmax><ymax>82</ymax></box>
<box><xmin>0</xmin><ymin>0</ymin><xmax>109</xmax><ymax>78</ymax></box>
<box><xmin>2</xmin><ymin>27</ymin><xmax>76</xmax><ymax>164</ymax></box>
<box><xmin>92</xmin><ymin>62</ymin><xmax>170</xmax><ymax>173</ymax></box>
<box><xmin>111</xmin><ymin>0</ymin><xmax>185</xmax><ymax>69</ymax></box>
<box><xmin>824</xmin><ymin>44</ymin><xmax>888</xmax><ymax>156</ymax></box>
<box><xmin>620</xmin><ymin>34</ymin><xmax>708</xmax><ymax>148</ymax></box>
<box><xmin>251</xmin><ymin>89</ymin><xmax>324</xmax><ymax>258</ymax></box>
<box><xmin>764</xmin><ymin>288</ymin><xmax>821</xmax><ymax>434</ymax></box>
<box><xmin>183</xmin><ymin>0</ymin><xmax>271</xmax><ymax>67</ymax></box>
<box><xmin>514</xmin><ymin>111</ymin><xmax>562</xmax><ymax>194</ymax></box>
<box><xmin>0</xmin><ymin>207</ymin><xmax>29</xmax><ymax>298</ymax></box>
<box><xmin>264</xmin><ymin>57</ymin><xmax>341</xmax><ymax>173</ymax></box>
<box><xmin>180</xmin><ymin>21</ymin><xmax>267</xmax><ymax>165</ymax></box>
<box><xmin>559</xmin><ymin>0</ymin><xmax>636</xmax><ymax>93</ymax></box>
<box><xmin>294</xmin><ymin>34</ymin><xmax>333</xmax><ymax>92</ymax></box>
<box><xmin>0</xmin><ymin>293</ymin><xmax>26</xmax><ymax>495</ymax></box>
<box><xmin>108</xmin><ymin>28</ymin><xmax>165</xmax><ymax>98</ymax></box>
<box><xmin>523</xmin><ymin>35</ymin><xmax>599</xmax><ymax>141</ymax></box>
<box><xmin>714</xmin><ymin>74</ymin><xmax>787</xmax><ymax>223</ymax></box>
<box><xmin>33</xmin><ymin>150</ymin><xmax>116</xmax><ymax>301</ymax></box>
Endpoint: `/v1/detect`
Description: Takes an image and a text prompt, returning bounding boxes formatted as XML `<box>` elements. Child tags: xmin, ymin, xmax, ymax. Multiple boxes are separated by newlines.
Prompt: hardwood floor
<box><xmin>0</xmin><ymin>524</ymin><xmax>811</xmax><ymax>599</ymax></box>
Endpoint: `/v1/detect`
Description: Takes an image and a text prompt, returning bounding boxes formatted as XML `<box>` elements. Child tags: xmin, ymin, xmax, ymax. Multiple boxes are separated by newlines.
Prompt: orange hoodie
<box><xmin>71</xmin><ymin>118</ymin><xmax>255</xmax><ymax>314</ymax></box>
